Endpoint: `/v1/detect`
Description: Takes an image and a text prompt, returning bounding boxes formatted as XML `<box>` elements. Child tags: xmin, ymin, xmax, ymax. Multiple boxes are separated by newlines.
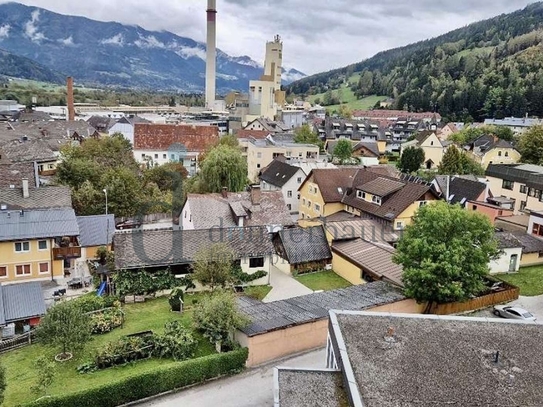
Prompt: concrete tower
<box><xmin>264</xmin><ymin>35</ymin><xmax>283</xmax><ymax>90</ymax></box>
<box><xmin>205</xmin><ymin>0</ymin><xmax>217</xmax><ymax>110</ymax></box>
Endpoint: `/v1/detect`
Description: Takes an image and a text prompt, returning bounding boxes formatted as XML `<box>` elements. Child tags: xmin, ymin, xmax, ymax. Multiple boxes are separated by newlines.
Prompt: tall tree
<box><xmin>398</xmin><ymin>147</ymin><xmax>425</xmax><ymax>173</ymax></box>
<box><xmin>36</xmin><ymin>301</ymin><xmax>92</xmax><ymax>359</ymax></box>
<box><xmin>338</xmin><ymin>104</ymin><xmax>352</xmax><ymax>119</ymax></box>
<box><xmin>393</xmin><ymin>202</ymin><xmax>498</xmax><ymax>312</ymax></box>
<box><xmin>294</xmin><ymin>124</ymin><xmax>323</xmax><ymax>150</ymax></box>
<box><xmin>438</xmin><ymin>145</ymin><xmax>463</xmax><ymax>175</ymax></box>
<box><xmin>333</xmin><ymin>139</ymin><xmax>354</xmax><ymax>164</ymax></box>
<box><xmin>200</xmin><ymin>145</ymin><xmax>247</xmax><ymax>193</ymax></box>
<box><xmin>518</xmin><ymin>125</ymin><xmax>543</xmax><ymax>165</ymax></box>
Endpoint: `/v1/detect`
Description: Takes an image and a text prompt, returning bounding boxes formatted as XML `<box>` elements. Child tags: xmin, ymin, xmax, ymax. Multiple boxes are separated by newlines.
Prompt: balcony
<box><xmin>52</xmin><ymin>246</ymin><xmax>82</xmax><ymax>260</ymax></box>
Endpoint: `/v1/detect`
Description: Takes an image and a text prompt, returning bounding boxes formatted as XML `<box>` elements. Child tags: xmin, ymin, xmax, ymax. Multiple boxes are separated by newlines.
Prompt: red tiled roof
<box><xmin>301</xmin><ymin>168</ymin><xmax>359</xmax><ymax>203</ymax></box>
<box><xmin>134</xmin><ymin>124</ymin><xmax>219</xmax><ymax>152</ymax></box>
<box><xmin>235</xmin><ymin>129</ymin><xmax>271</xmax><ymax>139</ymax></box>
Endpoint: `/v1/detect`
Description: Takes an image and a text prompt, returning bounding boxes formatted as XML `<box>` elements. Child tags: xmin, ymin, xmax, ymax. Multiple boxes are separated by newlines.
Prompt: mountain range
<box><xmin>288</xmin><ymin>2</ymin><xmax>543</xmax><ymax>121</ymax></box>
<box><xmin>0</xmin><ymin>2</ymin><xmax>305</xmax><ymax>92</ymax></box>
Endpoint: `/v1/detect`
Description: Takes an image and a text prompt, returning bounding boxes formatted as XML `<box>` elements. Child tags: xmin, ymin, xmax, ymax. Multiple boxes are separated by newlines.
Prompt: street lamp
<box><xmin>103</xmin><ymin>188</ymin><xmax>108</xmax><ymax>215</ymax></box>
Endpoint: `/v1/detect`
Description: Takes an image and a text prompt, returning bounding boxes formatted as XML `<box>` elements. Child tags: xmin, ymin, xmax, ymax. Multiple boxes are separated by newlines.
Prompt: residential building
<box><xmin>181</xmin><ymin>186</ymin><xmax>294</xmax><ymax>232</ymax></box>
<box><xmin>245</xmin><ymin>137</ymin><xmax>319</xmax><ymax>182</ymax></box>
<box><xmin>298</xmin><ymin>168</ymin><xmax>359</xmax><ymax>220</ymax></box>
<box><xmin>465</xmin><ymin>135</ymin><xmax>521</xmax><ymax>168</ymax></box>
<box><xmin>326</xmin><ymin>140</ymin><xmax>381</xmax><ymax>166</ymax></box>
<box><xmin>485</xmin><ymin>163</ymin><xmax>543</xmax><ymax>214</ymax></box>
<box><xmin>490</xmin><ymin>232</ymin><xmax>522</xmax><ymax>274</ymax></box>
<box><xmin>400</xmin><ymin>131</ymin><xmax>450</xmax><ymax>170</ymax></box>
<box><xmin>0</xmin><ymin>208</ymin><xmax>80</xmax><ymax>284</ymax></box>
<box><xmin>108</xmin><ymin>115</ymin><xmax>150</xmax><ymax>145</ymax></box>
<box><xmin>352</xmin><ymin>110</ymin><xmax>441</xmax><ymax>123</ymax></box>
<box><xmin>0</xmin><ymin>162</ymin><xmax>39</xmax><ymax>189</ymax></box>
<box><xmin>280</xmin><ymin>107</ymin><xmax>305</xmax><ymax>129</ymax></box>
<box><xmin>276</xmin><ymin>312</ymin><xmax>543</xmax><ymax>407</ymax></box>
<box><xmin>433</xmin><ymin>175</ymin><xmax>488</xmax><ymax>206</ymax></box>
<box><xmin>0</xmin><ymin>138</ymin><xmax>58</xmax><ymax>176</ymax></box>
<box><xmin>76</xmin><ymin>214</ymin><xmax>115</xmax><ymax>260</ymax></box>
<box><xmin>113</xmin><ymin>226</ymin><xmax>274</xmax><ymax>281</ymax></box>
<box><xmin>133</xmin><ymin>123</ymin><xmax>219</xmax><ymax>176</ymax></box>
<box><xmin>438</xmin><ymin>122</ymin><xmax>459</xmax><ymax>139</ymax></box>
<box><xmin>317</xmin><ymin>118</ymin><xmax>386</xmax><ymax>146</ymax></box>
<box><xmin>244</xmin><ymin>117</ymin><xmax>289</xmax><ymax>134</ymax></box>
<box><xmin>467</xmin><ymin>200</ymin><xmax>514</xmax><ymax>223</ymax></box>
<box><xmin>0</xmin><ymin>183</ymin><xmax>72</xmax><ymax>211</ymax></box>
<box><xmin>511</xmin><ymin>229</ymin><xmax>543</xmax><ymax>267</ymax></box>
<box><xmin>86</xmin><ymin>115</ymin><xmax>117</xmax><ymax>135</ymax></box>
<box><xmin>0</xmin><ymin>282</ymin><xmax>46</xmax><ymax>337</ymax></box>
<box><xmin>259</xmin><ymin>159</ymin><xmax>306</xmax><ymax>215</ymax></box>
<box><xmin>484</xmin><ymin>117</ymin><xmax>541</xmax><ymax>134</ymax></box>
<box><xmin>236</xmin><ymin>281</ymin><xmax>421</xmax><ymax>367</ymax></box>
<box><xmin>272</xmin><ymin>226</ymin><xmax>332</xmax><ymax>274</ymax></box>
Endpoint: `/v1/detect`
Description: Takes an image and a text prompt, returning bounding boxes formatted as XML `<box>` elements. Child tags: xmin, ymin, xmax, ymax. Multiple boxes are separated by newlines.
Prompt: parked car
<box><xmin>493</xmin><ymin>305</ymin><xmax>536</xmax><ymax>321</ymax></box>
<box><xmin>116</xmin><ymin>219</ymin><xmax>143</xmax><ymax>230</ymax></box>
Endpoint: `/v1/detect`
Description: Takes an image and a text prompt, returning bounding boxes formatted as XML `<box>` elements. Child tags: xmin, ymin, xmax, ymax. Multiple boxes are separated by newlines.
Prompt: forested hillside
<box><xmin>287</xmin><ymin>3</ymin><xmax>543</xmax><ymax>121</ymax></box>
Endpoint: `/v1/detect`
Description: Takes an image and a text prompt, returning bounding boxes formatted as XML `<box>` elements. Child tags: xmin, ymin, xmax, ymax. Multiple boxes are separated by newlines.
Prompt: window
<box><xmin>297</xmin><ymin>177</ymin><xmax>302</xmax><ymax>184</ymax></box>
<box><xmin>287</xmin><ymin>204</ymin><xmax>292</xmax><ymax>211</ymax></box>
<box><xmin>15</xmin><ymin>242</ymin><xmax>30</xmax><ymax>252</ymax></box>
<box><xmin>520</xmin><ymin>185</ymin><xmax>527</xmax><ymax>194</ymax></box>
<box><xmin>141</xmin><ymin>153</ymin><xmax>145</xmax><ymax>158</ymax></box>
<box><xmin>539</xmin><ymin>251</ymin><xmax>543</xmax><ymax>259</ymax></box>
<box><xmin>257</xmin><ymin>152</ymin><xmax>262</xmax><ymax>158</ymax></box>
<box><xmin>532</xmin><ymin>223</ymin><xmax>543</xmax><ymax>237</ymax></box>
<box><xmin>396</xmin><ymin>222</ymin><xmax>404</xmax><ymax>230</ymax></box>
<box><xmin>472</xmin><ymin>205</ymin><xmax>478</xmax><ymax>211</ymax></box>
<box><xmin>0</xmin><ymin>266</ymin><xmax>6</xmax><ymax>278</ymax></box>
<box><xmin>38</xmin><ymin>240</ymin><xmax>48</xmax><ymax>250</ymax></box>
<box><xmin>356</xmin><ymin>190</ymin><xmax>366</xmax><ymax>199</ymax></box>
<box><xmin>249</xmin><ymin>257</ymin><xmax>265</xmax><ymax>268</ymax></box>
<box><xmin>502</xmin><ymin>180</ymin><xmax>514</xmax><ymax>190</ymax></box>
<box><xmin>419</xmin><ymin>201</ymin><xmax>427</xmax><ymax>207</ymax></box>
<box><xmin>308</xmin><ymin>201</ymin><xmax>312</xmax><ymax>208</ymax></box>
<box><xmin>39</xmin><ymin>262</ymin><xmax>49</xmax><ymax>274</ymax></box>
<box><xmin>498</xmin><ymin>151</ymin><xmax>502</xmax><ymax>157</ymax></box>
<box><xmin>520</xmin><ymin>201</ymin><xmax>527</xmax><ymax>211</ymax></box>
<box><xmin>430</xmin><ymin>141</ymin><xmax>434</xmax><ymax>146</ymax></box>
<box><xmin>15</xmin><ymin>264</ymin><xmax>31</xmax><ymax>276</ymax></box>
<box><xmin>372</xmin><ymin>196</ymin><xmax>382</xmax><ymax>205</ymax></box>
<box><xmin>163</xmin><ymin>154</ymin><xmax>167</xmax><ymax>159</ymax></box>
<box><xmin>302</xmin><ymin>198</ymin><xmax>306</xmax><ymax>206</ymax></box>
<box><xmin>257</xmin><ymin>164</ymin><xmax>261</xmax><ymax>169</ymax></box>
<box><xmin>315</xmin><ymin>204</ymin><xmax>321</xmax><ymax>213</ymax></box>
<box><xmin>154</xmin><ymin>154</ymin><xmax>158</xmax><ymax>159</ymax></box>
<box><xmin>184</xmin><ymin>211</ymin><xmax>187</xmax><ymax>219</ymax></box>
<box><xmin>287</xmin><ymin>191</ymin><xmax>293</xmax><ymax>198</ymax></box>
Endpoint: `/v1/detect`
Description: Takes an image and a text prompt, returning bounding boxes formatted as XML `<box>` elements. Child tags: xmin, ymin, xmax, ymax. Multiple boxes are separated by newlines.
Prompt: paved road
<box><xmin>468</xmin><ymin>295</ymin><xmax>543</xmax><ymax>321</ymax></box>
<box><xmin>263</xmin><ymin>266</ymin><xmax>313</xmax><ymax>303</ymax></box>
<box><xmin>142</xmin><ymin>349</ymin><xmax>326</xmax><ymax>407</ymax></box>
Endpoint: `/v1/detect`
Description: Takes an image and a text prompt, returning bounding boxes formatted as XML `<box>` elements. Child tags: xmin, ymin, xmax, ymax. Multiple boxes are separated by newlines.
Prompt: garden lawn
<box><xmin>295</xmin><ymin>271</ymin><xmax>352</xmax><ymax>291</ymax></box>
<box><xmin>1</xmin><ymin>295</ymin><xmax>215</xmax><ymax>407</ymax></box>
<box><xmin>242</xmin><ymin>285</ymin><xmax>272</xmax><ymax>301</ymax></box>
<box><xmin>497</xmin><ymin>266</ymin><xmax>543</xmax><ymax>296</ymax></box>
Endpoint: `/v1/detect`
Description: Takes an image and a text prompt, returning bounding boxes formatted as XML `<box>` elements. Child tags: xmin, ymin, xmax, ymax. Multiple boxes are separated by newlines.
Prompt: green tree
<box><xmin>200</xmin><ymin>145</ymin><xmax>247</xmax><ymax>193</ymax></box>
<box><xmin>192</xmin><ymin>243</ymin><xmax>235</xmax><ymax>292</ymax></box>
<box><xmin>398</xmin><ymin>147</ymin><xmax>425</xmax><ymax>173</ymax></box>
<box><xmin>338</xmin><ymin>104</ymin><xmax>352</xmax><ymax>119</ymax></box>
<box><xmin>459</xmin><ymin>153</ymin><xmax>485</xmax><ymax>176</ymax></box>
<box><xmin>31</xmin><ymin>356</ymin><xmax>56</xmax><ymax>397</ymax></box>
<box><xmin>293</xmin><ymin>124</ymin><xmax>323</xmax><ymax>150</ymax></box>
<box><xmin>518</xmin><ymin>125</ymin><xmax>543</xmax><ymax>165</ymax></box>
<box><xmin>438</xmin><ymin>145</ymin><xmax>463</xmax><ymax>175</ymax></box>
<box><xmin>36</xmin><ymin>301</ymin><xmax>92</xmax><ymax>359</ymax></box>
<box><xmin>0</xmin><ymin>362</ymin><xmax>5</xmax><ymax>406</ymax></box>
<box><xmin>143</xmin><ymin>162</ymin><xmax>188</xmax><ymax>192</ymax></box>
<box><xmin>193</xmin><ymin>291</ymin><xmax>249</xmax><ymax>352</ymax></box>
<box><xmin>333</xmin><ymin>139</ymin><xmax>354</xmax><ymax>164</ymax></box>
<box><xmin>393</xmin><ymin>202</ymin><xmax>498</xmax><ymax>312</ymax></box>
<box><xmin>218</xmin><ymin>135</ymin><xmax>240</xmax><ymax>148</ymax></box>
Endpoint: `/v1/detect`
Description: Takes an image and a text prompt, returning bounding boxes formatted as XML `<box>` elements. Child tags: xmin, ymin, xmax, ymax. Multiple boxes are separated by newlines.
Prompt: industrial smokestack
<box><xmin>66</xmin><ymin>76</ymin><xmax>75</xmax><ymax>121</ymax></box>
<box><xmin>205</xmin><ymin>0</ymin><xmax>217</xmax><ymax>110</ymax></box>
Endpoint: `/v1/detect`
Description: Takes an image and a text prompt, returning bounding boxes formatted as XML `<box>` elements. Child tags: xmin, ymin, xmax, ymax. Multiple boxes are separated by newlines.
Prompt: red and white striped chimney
<box><xmin>205</xmin><ymin>0</ymin><xmax>217</xmax><ymax>110</ymax></box>
<box><xmin>66</xmin><ymin>76</ymin><xmax>75</xmax><ymax>121</ymax></box>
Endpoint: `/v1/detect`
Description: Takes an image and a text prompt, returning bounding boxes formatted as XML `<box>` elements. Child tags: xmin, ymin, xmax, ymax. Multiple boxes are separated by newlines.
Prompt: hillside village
<box><xmin>1</xmin><ymin>2</ymin><xmax>543</xmax><ymax>407</ymax></box>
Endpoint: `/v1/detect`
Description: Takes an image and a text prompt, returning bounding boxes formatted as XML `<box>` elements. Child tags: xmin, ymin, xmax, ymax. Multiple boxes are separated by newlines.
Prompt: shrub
<box><xmin>94</xmin><ymin>335</ymin><xmax>154</xmax><ymax>369</ymax></box>
<box><xmin>73</xmin><ymin>295</ymin><xmax>121</xmax><ymax>313</ymax></box>
<box><xmin>153</xmin><ymin>322</ymin><xmax>197</xmax><ymax>361</ymax></box>
<box><xmin>89</xmin><ymin>308</ymin><xmax>124</xmax><ymax>334</ymax></box>
<box><xmin>23</xmin><ymin>348</ymin><xmax>249</xmax><ymax>407</ymax></box>
<box><xmin>168</xmin><ymin>287</ymin><xmax>185</xmax><ymax>312</ymax></box>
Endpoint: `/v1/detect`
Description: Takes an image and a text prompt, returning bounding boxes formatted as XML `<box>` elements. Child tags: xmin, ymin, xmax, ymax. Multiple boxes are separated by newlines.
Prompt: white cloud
<box><xmin>0</xmin><ymin>24</ymin><xmax>9</xmax><ymax>39</ymax></box>
<box><xmin>101</xmin><ymin>33</ymin><xmax>124</xmax><ymax>46</ymax></box>
<box><xmin>24</xmin><ymin>9</ymin><xmax>46</xmax><ymax>42</ymax></box>
<box><xmin>59</xmin><ymin>35</ymin><xmax>73</xmax><ymax>45</ymax></box>
<box><xmin>176</xmin><ymin>45</ymin><xmax>206</xmax><ymax>60</ymax></box>
<box><xmin>134</xmin><ymin>35</ymin><xmax>165</xmax><ymax>49</ymax></box>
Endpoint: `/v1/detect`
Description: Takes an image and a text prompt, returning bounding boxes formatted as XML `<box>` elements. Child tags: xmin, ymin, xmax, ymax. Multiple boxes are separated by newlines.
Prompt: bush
<box><xmin>153</xmin><ymin>322</ymin><xmax>197</xmax><ymax>361</ymax></box>
<box><xmin>93</xmin><ymin>335</ymin><xmax>155</xmax><ymax>369</ymax></box>
<box><xmin>73</xmin><ymin>295</ymin><xmax>121</xmax><ymax>313</ymax></box>
<box><xmin>89</xmin><ymin>308</ymin><xmax>124</xmax><ymax>334</ymax></box>
<box><xmin>23</xmin><ymin>348</ymin><xmax>249</xmax><ymax>407</ymax></box>
<box><xmin>168</xmin><ymin>287</ymin><xmax>185</xmax><ymax>312</ymax></box>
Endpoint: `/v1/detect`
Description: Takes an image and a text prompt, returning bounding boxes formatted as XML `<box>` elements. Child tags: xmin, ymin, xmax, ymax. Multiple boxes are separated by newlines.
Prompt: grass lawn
<box><xmin>2</xmin><ymin>296</ymin><xmax>215</xmax><ymax>407</ymax></box>
<box><xmin>497</xmin><ymin>266</ymin><xmax>543</xmax><ymax>296</ymax></box>
<box><xmin>295</xmin><ymin>271</ymin><xmax>352</xmax><ymax>292</ymax></box>
<box><xmin>242</xmin><ymin>285</ymin><xmax>272</xmax><ymax>301</ymax></box>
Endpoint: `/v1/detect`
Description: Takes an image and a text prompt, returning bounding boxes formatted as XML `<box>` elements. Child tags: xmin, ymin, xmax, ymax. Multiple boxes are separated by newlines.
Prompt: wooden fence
<box><xmin>0</xmin><ymin>331</ymin><xmax>36</xmax><ymax>354</ymax></box>
<box><xmin>429</xmin><ymin>281</ymin><xmax>520</xmax><ymax>315</ymax></box>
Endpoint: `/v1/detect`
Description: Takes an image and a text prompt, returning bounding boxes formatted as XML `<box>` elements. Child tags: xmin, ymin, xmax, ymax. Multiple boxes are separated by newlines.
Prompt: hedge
<box><xmin>20</xmin><ymin>347</ymin><xmax>248</xmax><ymax>407</ymax></box>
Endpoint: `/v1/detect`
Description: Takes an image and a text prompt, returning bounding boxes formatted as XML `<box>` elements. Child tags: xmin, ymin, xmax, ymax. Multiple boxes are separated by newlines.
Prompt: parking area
<box><xmin>467</xmin><ymin>295</ymin><xmax>543</xmax><ymax>321</ymax></box>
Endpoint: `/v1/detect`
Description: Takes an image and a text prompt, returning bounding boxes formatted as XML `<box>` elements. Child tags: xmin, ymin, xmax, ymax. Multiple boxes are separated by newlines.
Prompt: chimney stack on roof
<box><xmin>250</xmin><ymin>185</ymin><xmax>262</xmax><ymax>206</ymax></box>
<box><xmin>66</xmin><ymin>77</ymin><xmax>75</xmax><ymax>121</ymax></box>
<box><xmin>22</xmin><ymin>178</ymin><xmax>29</xmax><ymax>199</ymax></box>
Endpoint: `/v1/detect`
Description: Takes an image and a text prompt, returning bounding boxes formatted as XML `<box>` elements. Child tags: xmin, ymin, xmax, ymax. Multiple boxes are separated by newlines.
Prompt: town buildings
<box><xmin>465</xmin><ymin>135</ymin><xmax>521</xmax><ymax>169</ymax></box>
<box><xmin>484</xmin><ymin>117</ymin><xmax>541</xmax><ymax>134</ymax></box>
<box><xmin>400</xmin><ymin>131</ymin><xmax>450</xmax><ymax>170</ymax></box>
<box><xmin>259</xmin><ymin>159</ymin><xmax>306</xmax><ymax>215</ymax></box>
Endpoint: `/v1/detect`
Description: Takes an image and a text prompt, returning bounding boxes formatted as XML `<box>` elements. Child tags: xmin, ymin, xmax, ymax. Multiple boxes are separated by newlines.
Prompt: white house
<box><xmin>259</xmin><ymin>158</ymin><xmax>306</xmax><ymax>215</ymax></box>
<box><xmin>109</xmin><ymin>116</ymin><xmax>150</xmax><ymax>145</ymax></box>
<box><xmin>489</xmin><ymin>232</ymin><xmax>523</xmax><ymax>274</ymax></box>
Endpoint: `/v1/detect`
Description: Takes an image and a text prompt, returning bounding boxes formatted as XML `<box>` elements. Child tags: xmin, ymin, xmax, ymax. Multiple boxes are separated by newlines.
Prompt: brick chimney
<box><xmin>250</xmin><ymin>185</ymin><xmax>261</xmax><ymax>206</ymax></box>
<box><xmin>22</xmin><ymin>178</ymin><xmax>29</xmax><ymax>199</ymax></box>
<box><xmin>66</xmin><ymin>76</ymin><xmax>75</xmax><ymax>121</ymax></box>
<box><xmin>221</xmin><ymin>187</ymin><xmax>228</xmax><ymax>199</ymax></box>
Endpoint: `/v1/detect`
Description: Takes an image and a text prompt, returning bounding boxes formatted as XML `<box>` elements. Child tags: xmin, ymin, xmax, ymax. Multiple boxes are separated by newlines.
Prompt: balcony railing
<box><xmin>52</xmin><ymin>246</ymin><xmax>82</xmax><ymax>260</ymax></box>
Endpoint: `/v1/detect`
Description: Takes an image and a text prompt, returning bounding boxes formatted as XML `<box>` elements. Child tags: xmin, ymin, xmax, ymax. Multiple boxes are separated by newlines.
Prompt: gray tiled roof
<box><xmin>0</xmin><ymin>208</ymin><xmax>79</xmax><ymax>242</ymax></box>
<box><xmin>238</xmin><ymin>281</ymin><xmax>405</xmax><ymax>337</ymax></box>
<box><xmin>0</xmin><ymin>162</ymin><xmax>37</xmax><ymax>189</ymax></box>
<box><xmin>276</xmin><ymin>226</ymin><xmax>332</xmax><ymax>265</ymax></box>
<box><xmin>259</xmin><ymin>159</ymin><xmax>300</xmax><ymax>188</ymax></box>
<box><xmin>0</xmin><ymin>186</ymin><xmax>72</xmax><ymax>210</ymax></box>
<box><xmin>114</xmin><ymin>226</ymin><xmax>274</xmax><ymax>270</ymax></box>
<box><xmin>77</xmin><ymin>214</ymin><xmax>115</xmax><ymax>247</ymax></box>
<box><xmin>495</xmin><ymin>232</ymin><xmax>522</xmax><ymax>249</ymax></box>
<box><xmin>359</xmin><ymin>177</ymin><xmax>405</xmax><ymax>197</ymax></box>
<box><xmin>511</xmin><ymin>232</ymin><xmax>543</xmax><ymax>254</ymax></box>
<box><xmin>0</xmin><ymin>138</ymin><xmax>56</xmax><ymax>163</ymax></box>
<box><xmin>0</xmin><ymin>282</ymin><xmax>46</xmax><ymax>324</ymax></box>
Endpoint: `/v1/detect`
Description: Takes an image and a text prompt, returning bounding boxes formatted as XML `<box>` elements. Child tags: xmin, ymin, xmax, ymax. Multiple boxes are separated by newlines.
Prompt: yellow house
<box><xmin>466</xmin><ymin>135</ymin><xmax>521</xmax><ymax>169</ymax></box>
<box><xmin>0</xmin><ymin>208</ymin><xmax>81</xmax><ymax>284</ymax></box>
<box><xmin>298</xmin><ymin>168</ymin><xmax>359</xmax><ymax>222</ymax></box>
<box><xmin>76</xmin><ymin>214</ymin><xmax>115</xmax><ymax>260</ymax></box>
<box><xmin>400</xmin><ymin>131</ymin><xmax>448</xmax><ymax>170</ymax></box>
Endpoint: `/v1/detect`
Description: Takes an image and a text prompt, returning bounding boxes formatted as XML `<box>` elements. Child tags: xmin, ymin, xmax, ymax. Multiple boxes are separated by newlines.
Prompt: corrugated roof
<box><xmin>76</xmin><ymin>214</ymin><xmax>115</xmax><ymax>247</ymax></box>
<box><xmin>0</xmin><ymin>186</ymin><xmax>72</xmax><ymax>210</ymax></box>
<box><xmin>1</xmin><ymin>282</ymin><xmax>46</xmax><ymax>323</ymax></box>
<box><xmin>332</xmin><ymin>239</ymin><xmax>403</xmax><ymax>286</ymax></box>
<box><xmin>276</xmin><ymin>226</ymin><xmax>332</xmax><ymax>265</ymax></box>
<box><xmin>0</xmin><ymin>208</ymin><xmax>79</xmax><ymax>242</ymax></box>
<box><xmin>238</xmin><ymin>281</ymin><xmax>405</xmax><ymax>337</ymax></box>
<box><xmin>114</xmin><ymin>226</ymin><xmax>274</xmax><ymax>270</ymax></box>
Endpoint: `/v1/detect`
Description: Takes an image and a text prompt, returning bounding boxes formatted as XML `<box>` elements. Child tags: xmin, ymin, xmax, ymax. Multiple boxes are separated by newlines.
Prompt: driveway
<box><xmin>142</xmin><ymin>348</ymin><xmax>326</xmax><ymax>407</ymax></box>
<box><xmin>262</xmin><ymin>266</ymin><xmax>313</xmax><ymax>303</ymax></box>
<box><xmin>468</xmin><ymin>295</ymin><xmax>543</xmax><ymax>321</ymax></box>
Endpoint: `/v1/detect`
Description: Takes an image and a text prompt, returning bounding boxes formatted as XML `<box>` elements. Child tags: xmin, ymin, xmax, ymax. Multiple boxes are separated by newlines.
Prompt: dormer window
<box><xmin>372</xmin><ymin>196</ymin><xmax>382</xmax><ymax>205</ymax></box>
<box><xmin>498</xmin><ymin>151</ymin><xmax>502</xmax><ymax>157</ymax></box>
<box><xmin>356</xmin><ymin>190</ymin><xmax>366</xmax><ymax>199</ymax></box>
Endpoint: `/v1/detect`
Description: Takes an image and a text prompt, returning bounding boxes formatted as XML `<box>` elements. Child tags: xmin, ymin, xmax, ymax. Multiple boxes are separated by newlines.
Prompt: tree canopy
<box><xmin>518</xmin><ymin>125</ymin><xmax>543</xmax><ymax>165</ymax></box>
<box><xmin>438</xmin><ymin>145</ymin><xmax>485</xmax><ymax>176</ymax></box>
<box><xmin>449</xmin><ymin>125</ymin><xmax>514</xmax><ymax>145</ymax></box>
<box><xmin>393</xmin><ymin>202</ymin><xmax>498</xmax><ymax>309</ymax></box>
<box><xmin>398</xmin><ymin>147</ymin><xmax>425</xmax><ymax>173</ymax></box>
<box><xmin>198</xmin><ymin>144</ymin><xmax>247</xmax><ymax>193</ymax></box>
<box><xmin>293</xmin><ymin>124</ymin><xmax>324</xmax><ymax>150</ymax></box>
<box><xmin>333</xmin><ymin>139</ymin><xmax>354</xmax><ymax>164</ymax></box>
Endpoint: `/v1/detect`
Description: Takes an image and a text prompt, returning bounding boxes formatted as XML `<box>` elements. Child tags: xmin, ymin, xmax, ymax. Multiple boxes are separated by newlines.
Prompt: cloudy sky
<box><xmin>0</xmin><ymin>0</ymin><xmax>537</xmax><ymax>74</ymax></box>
